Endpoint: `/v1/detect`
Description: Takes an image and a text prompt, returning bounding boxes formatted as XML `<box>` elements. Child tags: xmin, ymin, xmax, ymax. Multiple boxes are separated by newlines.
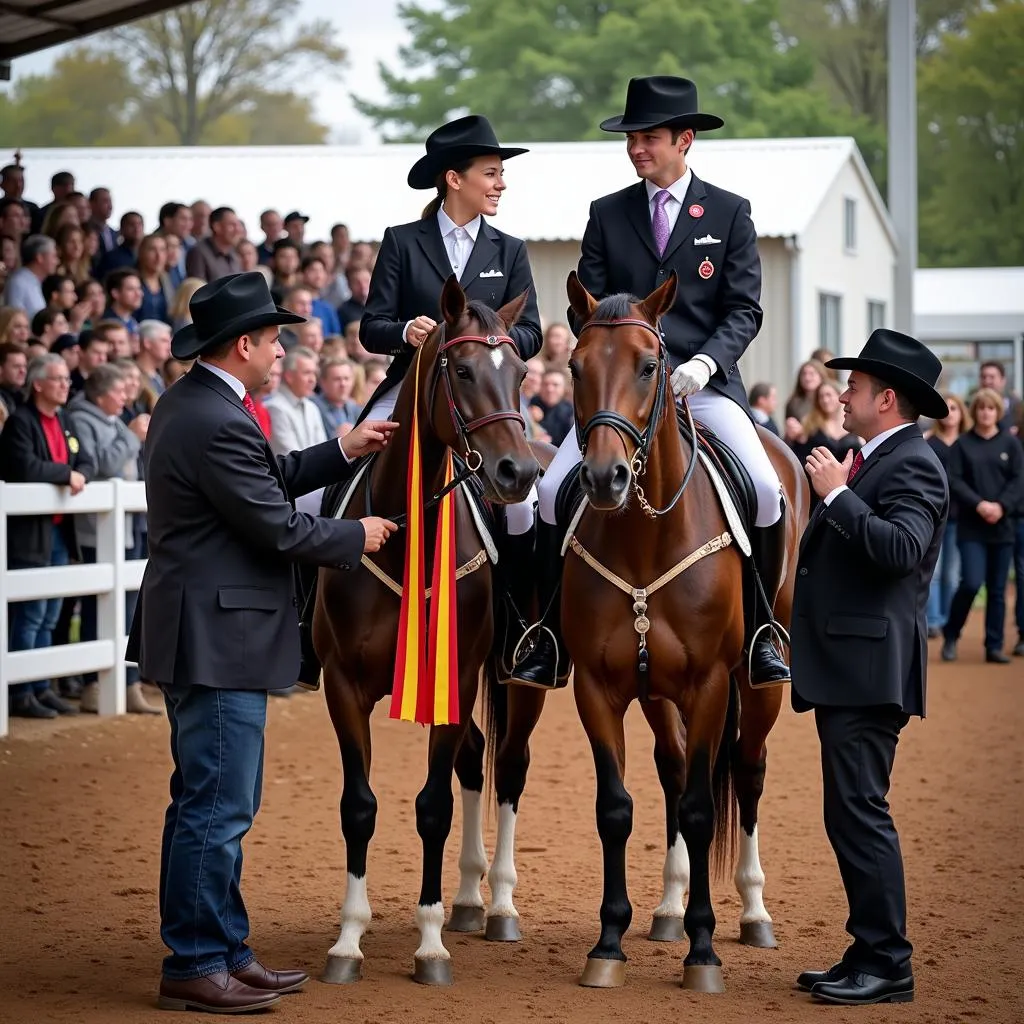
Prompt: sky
<box><xmin>3</xmin><ymin>0</ymin><xmax>429</xmax><ymax>144</ymax></box>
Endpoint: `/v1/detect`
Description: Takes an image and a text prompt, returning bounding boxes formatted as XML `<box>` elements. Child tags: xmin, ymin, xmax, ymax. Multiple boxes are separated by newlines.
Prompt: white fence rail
<box><xmin>0</xmin><ymin>480</ymin><xmax>147</xmax><ymax>738</ymax></box>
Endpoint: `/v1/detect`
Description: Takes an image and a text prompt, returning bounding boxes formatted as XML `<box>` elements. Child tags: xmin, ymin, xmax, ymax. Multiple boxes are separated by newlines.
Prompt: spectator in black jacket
<box><xmin>0</xmin><ymin>341</ymin><xmax>27</xmax><ymax>417</ymax></box>
<box><xmin>0</xmin><ymin>353</ymin><xmax>95</xmax><ymax>718</ymax></box>
<box><xmin>1013</xmin><ymin>401</ymin><xmax>1024</xmax><ymax>657</ymax></box>
<box><xmin>748</xmin><ymin>381</ymin><xmax>780</xmax><ymax>435</ymax></box>
<box><xmin>942</xmin><ymin>388</ymin><xmax>1024</xmax><ymax>664</ymax></box>
<box><xmin>530</xmin><ymin>369</ymin><xmax>574</xmax><ymax>445</ymax></box>
<box><xmin>925</xmin><ymin>392</ymin><xmax>971</xmax><ymax>636</ymax></box>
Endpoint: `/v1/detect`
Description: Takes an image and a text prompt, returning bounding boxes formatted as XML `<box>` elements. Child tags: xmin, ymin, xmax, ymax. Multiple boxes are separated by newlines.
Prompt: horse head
<box><xmin>566</xmin><ymin>270</ymin><xmax>678</xmax><ymax>511</ymax></box>
<box><xmin>419</xmin><ymin>275</ymin><xmax>539</xmax><ymax>504</ymax></box>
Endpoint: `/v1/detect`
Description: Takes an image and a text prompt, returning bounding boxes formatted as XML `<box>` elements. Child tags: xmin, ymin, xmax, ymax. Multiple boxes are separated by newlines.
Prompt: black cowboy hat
<box><xmin>826</xmin><ymin>329</ymin><xmax>948</xmax><ymax>420</ymax></box>
<box><xmin>171</xmin><ymin>272</ymin><xmax>306</xmax><ymax>361</ymax></box>
<box><xmin>407</xmin><ymin>115</ymin><xmax>529</xmax><ymax>190</ymax></box>
<box><xmin>600</xmin><ymin>76</ymin><xmax>725</xmax><ymax>133</ymax></box>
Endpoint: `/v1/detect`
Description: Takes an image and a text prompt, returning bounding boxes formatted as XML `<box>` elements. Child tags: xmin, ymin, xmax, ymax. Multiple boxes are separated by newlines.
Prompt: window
<box><xmin>819</xmin><ymin>292</ymin><xmax>842</xmax><ymax>350</ymax></box>
<box><xmin>844</xmin><ymin>197</ymin><xmax>857</xmax><ymax>252</ymax></box>
<box><xmin>867</xmin><ymin>300</ymin><xmax>886</xmax><ymax>332</ymax></box>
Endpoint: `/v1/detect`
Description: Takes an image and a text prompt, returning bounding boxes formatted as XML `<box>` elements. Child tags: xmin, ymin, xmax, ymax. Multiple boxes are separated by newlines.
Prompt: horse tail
<box><xmin>710</xmin><ymin>672</ymin><xmax>740</xmax><ymax>879</ymax></box>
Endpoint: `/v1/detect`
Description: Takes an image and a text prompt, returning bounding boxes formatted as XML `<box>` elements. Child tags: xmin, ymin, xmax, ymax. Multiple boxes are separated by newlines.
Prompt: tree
<box><xmin>355</xmin><ymin>0</ymin><xmax>862</xmax><ymax>143</ymax></box>
<box><xmin>109</xmin><ymin>0</ymin><xmax>345</xmax><ymax>145</ymax></box>
<box><xmin>917</xmin><ymin>0</ymin><xmax>1024</xmax><ymax>266</ymax></box>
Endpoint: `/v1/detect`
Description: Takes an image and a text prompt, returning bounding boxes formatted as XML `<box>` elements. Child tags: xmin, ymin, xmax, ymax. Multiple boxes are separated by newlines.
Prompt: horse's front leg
<box><xmin>447</xmin><ymin>719</ymin><xmax>489</xmax><ymax>934</ymax></box>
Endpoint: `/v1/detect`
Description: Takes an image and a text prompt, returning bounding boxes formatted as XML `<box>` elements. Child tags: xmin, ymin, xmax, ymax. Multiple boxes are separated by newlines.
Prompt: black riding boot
<box><xmin>296</xmin><ymin>563</ymin><xmax>322</xmax><ymax>692</ymax></box>
<box><xmin>507</xmin><ymin>520</ymin><xmax>571</xmax><ymax>689</ymax></box>
<box><xmin>497</xmin><ymin>525</ymin><xmax>539</xmax><ymax>681</ymax></box>
<box><xmin>748</xmin><ymin>504</ymin><xmax>791</xmax><ymax>687</ymax></box>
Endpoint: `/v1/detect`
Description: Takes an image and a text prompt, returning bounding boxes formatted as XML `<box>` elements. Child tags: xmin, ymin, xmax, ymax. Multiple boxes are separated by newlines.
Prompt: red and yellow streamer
<box><xmin>389</xmin><ymin>350</ymin><xmax>461</xmax><ymax>727</ymax></box>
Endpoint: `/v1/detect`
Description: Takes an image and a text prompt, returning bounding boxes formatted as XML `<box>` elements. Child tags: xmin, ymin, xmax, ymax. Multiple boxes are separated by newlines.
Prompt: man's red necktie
<box><xmin>847</xmin><ymin>450</ymin><xmax>865</xmax><ymax>484</ymax></box>
<box><xmin>242</xmin><ymin>392</ymin><xmax>259</xmax><ymax>420</ymax></box>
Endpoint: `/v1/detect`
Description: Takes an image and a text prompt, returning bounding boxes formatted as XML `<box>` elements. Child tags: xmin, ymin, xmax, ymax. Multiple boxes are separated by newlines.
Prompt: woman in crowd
<box><xmin>40</xmin><ymin>200</ymin><xmax>80</xmax><ymax>239</ymax></box>
<box><xmin>76</xmin><ymin>279</ymin><xmax>107</xmax><ymax>329</ymax></box>
<box><xmin>789</xmin><ymin>379</ymin><xmax>862</xmax><ymax>510</ymax></box>
<box><xmin>539</xmin><ymin>321</ymin><xmax>572</xmax><ymax>369</ymax></box>
<box><xmin>942</xmin><ymin>388</ymin><xmax>1024</xmax><ymax>664</ymax></box>
<box><xmin>0</xmin><ymin>306</ymin><xmax>31</xmax><ymax>346</ymax></box>
<box><xmin>55</xmin><ymin>224</ymin><xmax>92</xmax><ymax>285</ymax></box>
<box><xmin>783</xmin><ymin>358</ymin><xmax>827</xmax><ymax>441</ymax></box>
<box><xmin>925</xmin><ymin>393</ymin><xmax>971</xmax><ymax>637</ymax></box>
<box><xmin>135</xmin><ymin>234</ymin><xmax>175</xmax><ymax>325</ymax></box>
<box><xmin>169</xmin><ymin>277</ymin><xmax>205</xmax><ymax>332</ymax></box>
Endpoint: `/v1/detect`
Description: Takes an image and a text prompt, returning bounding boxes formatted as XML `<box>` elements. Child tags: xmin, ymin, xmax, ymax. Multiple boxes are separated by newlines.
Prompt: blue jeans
<box><xmin>944</xmin><ymin>539</ymin><xmax>1014</xmax><ymax>653</ymax></box>
<box><xmin>159</xmin><ymin>684</ymin><xmax>267</xmax><ymax>980</ymax></box>
<box><xmin>926</xmin><ymin>521</ymin><xmax>959</xmax><ymax>630</ymax></box>
<box><xmin>8</xmin><ymin>525</ymin><xmax>69</xmax><ymax>700</ymax></box>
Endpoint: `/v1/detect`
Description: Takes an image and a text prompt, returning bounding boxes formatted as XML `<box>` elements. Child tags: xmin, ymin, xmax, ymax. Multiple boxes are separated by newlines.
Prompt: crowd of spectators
<box><xmin>0</xmin><ymin>161</ymin><xmax>1020</xmax><ymax>721</ymax></box>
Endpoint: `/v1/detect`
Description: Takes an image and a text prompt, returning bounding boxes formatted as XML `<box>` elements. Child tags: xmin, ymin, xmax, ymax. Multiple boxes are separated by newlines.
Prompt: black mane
<box><xmin>464</xmin><ymin>299</ymin><xmax>504</xmax><ymax>333</ymax></box>
<box><xmin>592</xmin><ymin>293</ymin><xmax>641</xmax><ymax>321</ymax></box>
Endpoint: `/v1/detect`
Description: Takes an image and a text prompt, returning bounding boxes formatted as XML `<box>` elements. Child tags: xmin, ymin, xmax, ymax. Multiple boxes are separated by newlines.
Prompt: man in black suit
<box><xmin>126</xmin><ymin>273</ymin><xmax>398</xmax><ymax>1014</ymax></box>
<box><xmin>523</xmin><ymin>76</ymin><xmax>788</xmax><ymax>687</ymax></box>
<box><xmin>791</xmin><ymin>329</ymin><xmax>950</xmax><ymax>1006</ymax></box>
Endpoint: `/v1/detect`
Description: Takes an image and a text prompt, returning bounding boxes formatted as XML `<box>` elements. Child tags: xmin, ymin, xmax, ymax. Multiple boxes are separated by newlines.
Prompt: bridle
<box><xmin>574</xmin><ymin>317</ymin><xmax>698</xmax><ymax>518</ymax></box>
<box><xmin>384</xmin><ymin>322</ymin><xmax>525</xmax><ymax>528</ymax></box>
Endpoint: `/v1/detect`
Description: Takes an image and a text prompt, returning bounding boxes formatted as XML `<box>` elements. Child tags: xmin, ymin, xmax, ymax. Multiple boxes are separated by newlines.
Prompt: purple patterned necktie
<box><xmin>652</xmin><ymin>189</ymin><xmax>672</xmax><ymax>256</ymax></box>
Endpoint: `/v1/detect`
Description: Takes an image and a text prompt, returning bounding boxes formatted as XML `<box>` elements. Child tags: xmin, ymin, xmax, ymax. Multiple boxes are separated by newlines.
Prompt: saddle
<box><xmin>555</xmin><ymin>412</ymin><xmax>758</xmax><ymax>549</ymax></box>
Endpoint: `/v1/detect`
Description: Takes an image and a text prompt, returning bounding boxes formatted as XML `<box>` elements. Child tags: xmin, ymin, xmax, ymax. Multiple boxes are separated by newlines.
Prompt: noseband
<box><xmin>574</xmin><ymin>317</ymin><xmax>697</xmax><ymax>518</ymax></box>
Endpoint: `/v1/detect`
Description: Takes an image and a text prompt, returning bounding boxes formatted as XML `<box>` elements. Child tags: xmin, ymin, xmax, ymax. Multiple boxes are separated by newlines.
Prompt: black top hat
<box><xmin>407</xmin><ymin>115</ymin><xmax>529</xmax><ymax>190</ymax></box>
<box><xmin>827</xmin><ymin>329</ymin><xmax>947</xmax><ymax>420</ymax></box>
<box><xmin>171</xmin><ymin>272</ymin><xmax>306</xmax><ymax>361</ymax></box>
<box><xmin>600</xmin><ymin>76</ymin><xmax>725</xmax><ymax>133</ymax></box>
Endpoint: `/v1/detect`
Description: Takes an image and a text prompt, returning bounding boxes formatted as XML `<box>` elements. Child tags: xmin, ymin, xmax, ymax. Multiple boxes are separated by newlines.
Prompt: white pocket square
<box><xmin>694</xmin><ymin>234</ymin><xmax>722</xmax><ymax>245</ymax></box>
<box><xmin>479</xmin><ymin>269</ymin><xmax>504</xmax><ymax>278</ymax></box>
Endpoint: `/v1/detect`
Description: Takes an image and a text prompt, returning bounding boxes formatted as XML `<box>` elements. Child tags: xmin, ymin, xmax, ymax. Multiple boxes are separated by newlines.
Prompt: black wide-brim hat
<box><xmin>827</xmin><ymin>329</ymin><xmax>948</xmax><ymax>420</ymax></box>
<box><xmin>600</xmin><ymin>75</ymin><xmax>725</xmax><ymax>133</ymax></box>
<box><xmin>407</xmin><ymin>114</ymin><xmax>529</xmax><ymax>190</ymax></box>
<box><xmin>171</xmin><ymin>272</ymin><xmax>306</xmax><ymax>360</ymax></box>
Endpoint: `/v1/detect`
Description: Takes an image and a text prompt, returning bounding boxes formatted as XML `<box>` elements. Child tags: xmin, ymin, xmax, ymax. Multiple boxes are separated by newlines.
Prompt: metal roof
<box><xmin>915</xmin><ymin>266</ymin><xmax>1024</xmax><ymax>342</ymax></box>
<box><xmin>14</xmin><ymin>136</ymin><xmax>890</xmax><ymax>245</ymax></box>
<box><xmin>0</xmin><ymin>0</ymin><xmax>189</xmax><ymax>61</ymax></box>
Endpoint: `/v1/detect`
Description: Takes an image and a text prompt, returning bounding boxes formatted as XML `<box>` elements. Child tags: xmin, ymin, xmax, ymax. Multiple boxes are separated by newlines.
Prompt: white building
<box><xmin>17</xmin><ymin>136</ymin><xmax>896</xmax><ymax>391</ymax></box>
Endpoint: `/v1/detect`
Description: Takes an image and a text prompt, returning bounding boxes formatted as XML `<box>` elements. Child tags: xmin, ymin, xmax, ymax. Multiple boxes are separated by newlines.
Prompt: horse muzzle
<box><xmin>484</xmin><ymin>453</ymin><xmax>540</xmax><ymax>504</ymax></box>
<box><xmin>580</xmin><ymin>457</ymin><xmax>631</xmax><ymax>510</ymax></box>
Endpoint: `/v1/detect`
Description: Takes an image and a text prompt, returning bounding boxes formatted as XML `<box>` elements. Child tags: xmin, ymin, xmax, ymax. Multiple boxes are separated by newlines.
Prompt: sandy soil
<box><xmin>1</xmin><ymin>610</ymin><xmax>1021</xmax><ymax>1024</ymax></box>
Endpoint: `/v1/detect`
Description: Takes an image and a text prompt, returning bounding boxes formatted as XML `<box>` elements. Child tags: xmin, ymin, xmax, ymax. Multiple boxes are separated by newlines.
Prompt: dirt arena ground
<box><xmin>1</xmin><ymin>610</ymin><xmax>1021</xmax><ymax>1024</ymax></box>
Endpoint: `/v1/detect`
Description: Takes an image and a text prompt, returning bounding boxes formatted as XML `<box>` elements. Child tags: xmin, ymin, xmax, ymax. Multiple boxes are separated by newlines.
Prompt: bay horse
<box><xmin>482</xmin><ymin>271</ymin><xmax>808</xmax><ymax>989</ymax></box>
<box><xmin>313</xmin><ymin>275</ymin><xmax>540</xmax><ymax>987</ymax></box>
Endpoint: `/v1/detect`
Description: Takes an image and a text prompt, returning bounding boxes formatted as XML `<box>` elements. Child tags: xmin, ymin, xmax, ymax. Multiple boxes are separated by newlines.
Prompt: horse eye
<box><xmin>455</xmin><ymin>365</ymin><xmax>473</xmax><ymax>381</ymax></box>
<box><xmin>641</xmin><ymin>361</ymin><xmax>658</xmax><ymax>378</ymax></box>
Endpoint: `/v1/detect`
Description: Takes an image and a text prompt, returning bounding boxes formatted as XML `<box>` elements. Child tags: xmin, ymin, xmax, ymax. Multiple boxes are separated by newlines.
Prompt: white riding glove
<box><xmin>670</xmin><ymin>357</ymin><xmax>712</xmax><ymax>398</ymax></box>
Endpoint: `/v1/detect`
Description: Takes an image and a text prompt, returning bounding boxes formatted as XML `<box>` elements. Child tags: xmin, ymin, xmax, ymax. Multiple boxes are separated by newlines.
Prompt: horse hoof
<box><xmin>446</xmin><ymin>905</ymin><xmax>486</xmax><ymax>933</ymax></box>
<box><xmin>648</xmin><ymin>916</ymin><xmax>685</xmax><ymax>942</ymax></box>
<box><xmin>739</xmin><ymin>921</ymin><xmax>778</xmax><ymax>948</ymax></box>
<box><xmin>484</xmin><ymin>915</ymin><xmax>522</xmax><ymax>942</ymax></box>
<box><xmin>580</xmin><ymin>957</ymin><xmax>626</xmax><ymax>989</ymax></box>
<box><xmin>413</xmin><ymin>957</ymin><xmax>453</xmax><ymax>987</ymax></box>
<box><xmin>681</xmin><ymin>964</ymin><xmax>725</xmax><ymax>993</ymax></box>
<box><xmin>321</xmin><ymin>955</ymin><xmax>362</xmax><ymax>985</ymax></box>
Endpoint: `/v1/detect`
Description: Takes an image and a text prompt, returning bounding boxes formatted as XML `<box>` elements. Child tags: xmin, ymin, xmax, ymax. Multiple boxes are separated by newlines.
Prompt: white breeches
<box><xmin>364</xmin><ymin>389</ymin><xmax>537</xmax><ymax>536</ymax></box>
<box><xmin>537</xmin><ymin>389</ymin><xmax>783</xmax><ymax>529</ymax></box>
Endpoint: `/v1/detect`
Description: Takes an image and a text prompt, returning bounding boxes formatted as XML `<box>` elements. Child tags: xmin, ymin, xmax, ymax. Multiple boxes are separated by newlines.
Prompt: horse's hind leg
<box><xmin>413</xmin><ymin>721</ymin><xmax>470</xmax><ymax>986</ymax></box>
<box><xmin>643</xmin><ymin>700</ymin><xmax>689</xmax><ymax>942</ymax></box>
<box><xmin>487</xmin><ymin>686</ymin><xmax>547</xmax><ymax>942</ymax></box>
<box><xmin>322</xmin><ymin>668</ymin><xmax>376</xmax><ymax>985</ymax></box>
<box><xmin>447</xmin><ymin>719</ymin><xmax>488</xmax><ymax>934</ymax></box>
<box><xmin>732</xmin><ymin>669</ymin><xmax>783</xmax><ymax>948</ymax></box>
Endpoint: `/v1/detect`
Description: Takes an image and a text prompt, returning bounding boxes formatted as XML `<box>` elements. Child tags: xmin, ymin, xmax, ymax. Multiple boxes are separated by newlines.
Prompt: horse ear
<box><xmin>639</xmin><ymin>271</ymin><xmax>677</xmax><ymax>324</ymax></box>
<box><xmin>439</xmin><ymin>274</ymin><xmax>466</xmax><ymax>324</ymax></box>
<box><xmin>496</xmin><ymin>288</ymin><xmax>529</xmax><ymax>331</ymax></box>
<box><xmin>566</xmin><ymin>270</ymin><xmax>598</xmax><ymax>321</ymax></box>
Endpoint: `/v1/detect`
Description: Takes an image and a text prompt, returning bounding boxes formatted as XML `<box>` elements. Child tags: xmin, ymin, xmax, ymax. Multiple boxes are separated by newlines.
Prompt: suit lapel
<box><xmin>460</xmin><ymin>222</ymin><xmax>499</xmax><ymax>286</ymax></box>
<box><xmin>416</xmin><ymin>219</ymin><xmax>454</xmax><ymax>284</ymax></box>
<box><xmin>661</xmin><ymin>173</ymin><xmax>707</xmax><ymax>263</ymax></box>
<box><xmin>625</xmin><ymin>182</ymin><xmax>660</xmax><ymax>260</ymax></box>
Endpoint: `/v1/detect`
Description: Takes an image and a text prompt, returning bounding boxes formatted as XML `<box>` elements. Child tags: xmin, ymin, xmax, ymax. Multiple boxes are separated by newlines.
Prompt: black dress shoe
<box><xmin>941</xmin><ymin>638</ymin><xmax>957</xmax><ymax>661</ymax></box>
<box><xmin>9</xmin><ymin>694</ymin><xmax>58</xmax><ymax>719</ymax></box>
<box><xmin>796</xmin><ymin>961</ymin><xmax>848</xmax><ymax>992</ymax></box>
<box><xmin>812</xmin><ymin>971</ymin><xmax>914</xmax><ymax>1005</ymax></box>
<box><xmin>37</xmin><ymin>688</ymin><xmax>80</xmax><ymax>715</ymax></box>
<box><xmin>985</xmin><ymin>649</ymin><xmax>1011</xmax><ymax>664</ymax></box>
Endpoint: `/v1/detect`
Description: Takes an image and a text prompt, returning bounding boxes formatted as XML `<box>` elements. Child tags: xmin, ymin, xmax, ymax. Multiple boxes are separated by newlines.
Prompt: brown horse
<box><xmin>482</xmin><ymin>271</ymin><xmax>808</xmax><ymax>990</ymax></box>
<box><xmin>313</xmin><ymin>276</ymin><xmax>540</xmax><ymax>987</ymax></box>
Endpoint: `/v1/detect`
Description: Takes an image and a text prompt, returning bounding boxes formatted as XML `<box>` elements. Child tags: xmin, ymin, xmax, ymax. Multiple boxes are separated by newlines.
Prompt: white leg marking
<box><xmin>327</xmin><ymin>873</ymin><xmax>372</xmax><ymax>961</ymax></box>
<box><xmin>415</xmin><ymin>902</ymin><xmax>450</xmax><ymax>961</ymax></box>
<box><xmin>735</xmin><ymin>826</ymin><xmax>772</xmax><ymax>925</ymax></box>
<box><xmin>454</xmin><ymin>788</ymin><xmax>488</xmax><ymax>908</ymax></box>
<box><xmin>653</xmin><ymin>833</ymin><xmax>690</xmax><ymax>919</ymax></box>
<box><xmin>486</xmin><ymin>803</ymin><xmax>519</xmax><ymax>919</ymax></box>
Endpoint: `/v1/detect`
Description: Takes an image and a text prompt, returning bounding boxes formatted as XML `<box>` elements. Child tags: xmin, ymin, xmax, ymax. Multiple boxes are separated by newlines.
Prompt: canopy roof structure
<box><xmin>0</xmin><ymin>0</ymin><xmax>186</xmax><ymax>62</ymax></box>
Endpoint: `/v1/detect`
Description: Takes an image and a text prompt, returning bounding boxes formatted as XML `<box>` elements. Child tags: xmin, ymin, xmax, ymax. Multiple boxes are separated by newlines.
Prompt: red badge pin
<box><xmin>689</xmin><ymin>203</ymin><xmax>704</xmax><ymax>218</ymax></box>
<box><xmin>698</xmin><ymin>257</ymin><xmax>714</xmax><ymax>280</ymax></box>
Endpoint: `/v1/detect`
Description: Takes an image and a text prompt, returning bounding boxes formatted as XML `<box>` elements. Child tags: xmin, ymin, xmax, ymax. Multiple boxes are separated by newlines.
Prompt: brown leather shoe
<box><xmin>232</xmin><ymin>960</ymin><xmax>309</xmax><ymax>994</ymax></box>
<box><xmin>157</xmin><ymin>971</ymin><xmax>281</xmax><ymax>1012</ymax></box>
